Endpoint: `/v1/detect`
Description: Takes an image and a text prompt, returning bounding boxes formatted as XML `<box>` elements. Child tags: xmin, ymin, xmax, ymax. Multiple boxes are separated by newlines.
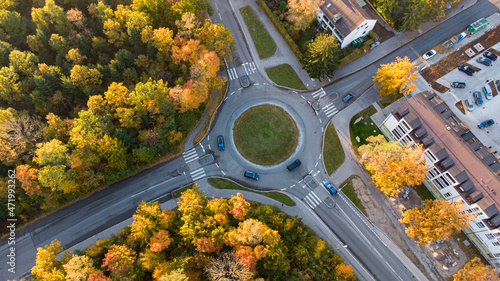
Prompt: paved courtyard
<box><xmin>434</xmin><ymin>42</ymin><xmax>500</xmax><ymax>154</ymax></box>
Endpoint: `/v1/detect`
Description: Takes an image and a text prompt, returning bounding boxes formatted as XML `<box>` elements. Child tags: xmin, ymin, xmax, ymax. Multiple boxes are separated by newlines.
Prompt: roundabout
<box><xmin>232</xmin><ymin>104</ymin><xmax>299</xmax><ymax>166</ymax></box>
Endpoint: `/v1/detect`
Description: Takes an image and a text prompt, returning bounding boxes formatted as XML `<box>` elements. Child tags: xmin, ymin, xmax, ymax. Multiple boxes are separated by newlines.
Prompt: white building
<box><xmin>317</xmin><ymin>0</ymin><xmax>377</xmax><ymax>48</ymax></box>
<box><xmin>380</xmin><ymin>91</ymin><xmax>500</xmax><ymax>269</ymax></box>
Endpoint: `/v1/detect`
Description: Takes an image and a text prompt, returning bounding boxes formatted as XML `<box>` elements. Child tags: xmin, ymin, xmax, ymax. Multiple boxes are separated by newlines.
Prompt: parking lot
<box><xmin>435</xmin><ymin>42</ymin><xmax>500</xmax><ymax>154</ymax></box>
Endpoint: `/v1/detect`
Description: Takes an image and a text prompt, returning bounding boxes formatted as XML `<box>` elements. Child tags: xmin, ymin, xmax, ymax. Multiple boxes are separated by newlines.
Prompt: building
<box><xmin>316</xmin><ymin>0</ymin><xmax>377</xmax><ymax>48</ymax></box>
<box><xmin>380</xmin><ymin>91</ymin><xmax>500</xmax><ymax>269</ymax></box>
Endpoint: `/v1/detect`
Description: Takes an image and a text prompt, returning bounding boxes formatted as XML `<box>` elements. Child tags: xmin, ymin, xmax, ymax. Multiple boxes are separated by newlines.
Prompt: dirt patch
<box><xmin>373</xmin><ymin>21</ymin><xmax>395</xmax><ymax>42</ymax></box>
<box><xmin>350</xmin><ymin>178</ymin><xmax>432</xmax><ymax>279</ymax></box>
<box><xmin>489</xmin><ymin>80</ymin><xmax>498</xmax><ymax>97</ymax></box>
<box><xmin>463</xmin><ymin>62</ymin><xmax>481</xmax><ymax>73</ymax></box>
<box><xmin>421</xmin><ymin>26</ymin><xmax>500</xmax><ymax>83</ymax></box>
<box><xmin>455</xmin><ymin>100</ymin><xmax>466</xmax><ymax>115</ymax></box>
<box><xmin>430</xmin><ymin>81</ymin><xmax>449</xmax><ymax>93</ymax></box>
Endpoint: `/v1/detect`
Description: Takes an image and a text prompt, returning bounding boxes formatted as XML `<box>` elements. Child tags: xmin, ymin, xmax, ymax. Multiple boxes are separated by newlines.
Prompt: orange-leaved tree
<box><xmin>452</xmin><ymin>257</ymin><xmax>499</xmax><ymax>281</ymax></box>
<box><xmin>400</xmin><ymin>199</ymin><xmax>473</xmax><ymax>245</ymax></box>
<box><xmin>373</xmin><ymin>56</ymin><xmax>418</xmax><ymax>96</ymax></box>
<box><xmin>359</xmin><ymin>135</ymin><xmax>428</xmax><ymax>196</ymax></box>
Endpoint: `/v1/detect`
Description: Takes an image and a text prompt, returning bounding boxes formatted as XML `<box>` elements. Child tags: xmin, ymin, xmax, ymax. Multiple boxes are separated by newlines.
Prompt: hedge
<box><xmin>256</xmin><ymin>0</ymin><xmax>303</xmax><ymax>63</ymax></box>
<box><xmin>338</xmin><ymin>38</ymin><xmax>375</xmax><ymax>68</ymax></box>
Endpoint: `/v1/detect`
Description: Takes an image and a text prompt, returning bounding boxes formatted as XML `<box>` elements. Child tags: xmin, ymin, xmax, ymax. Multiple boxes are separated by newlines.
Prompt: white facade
<box><xmin>382</xmin><ymin>113</ymin><xmax>500</xmax><ymax>268</ymax></box>
<box><xmin>316</xmin><ymin>10</ymin><xmax>376</xmax><ymax>48</ymax></box>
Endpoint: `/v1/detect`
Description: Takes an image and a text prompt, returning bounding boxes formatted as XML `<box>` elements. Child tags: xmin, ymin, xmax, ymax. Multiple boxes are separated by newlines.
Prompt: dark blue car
<box><xmin>244</xmin><ymin>171</ymin><xmax>259</xmax><ymax>180</ymax></box>
<box><xmin>478</xmin><ymin>119</ymin><xmax>495</xmax><ymax>129</ymax></box>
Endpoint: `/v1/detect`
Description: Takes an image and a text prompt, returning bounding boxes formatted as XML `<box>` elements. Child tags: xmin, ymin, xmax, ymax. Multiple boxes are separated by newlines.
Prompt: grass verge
<box><xmin>339</xmin><ymin>175</ymin><xmax>366</xmax><ymax>215</ymax></box>
<box><xmin>349</xmin><ymin>105</ymin><xmax>382</xmax><ymax>154</ymax></box>
<box><xmin>234</xmin><ymin>104</ymin><xmax>298</xmax><ymax>165</ymax></box>
<box><xmin>265</xmin><ymin>64</ymin><xmax>307</xmax><ymax>90</ymax></box>
<box><xmin>172</xmin><ymin>184</ymin><xmax>195</xmax><ymax>199</ymax></box>
<box><xmin>323</xmin><ymin>123</ymin><xmax>345</xmax><ymax>174</ymax></box>
<box><xmin>208</xmin><ymin>177</ymin><xmax>296</xmax><ymax>206</ymax></box>
<box><xmin>413</xmin><ymin>183</ymin><xmax>435</xmax><ymax>201</ymax></box>
<box><xmin>193</xmin><ymin>82</ymin><xmax>228</xmax><ymax>144</ymax></box>
<box><xmin>240</xmin><ymin>6</ymin><xmax>276</xmax><ymax>59</ymax></box>
<box><xmin>379</xmin><ymin>91</ymin><xmax>404</xmax><ymax>108</ymax></box>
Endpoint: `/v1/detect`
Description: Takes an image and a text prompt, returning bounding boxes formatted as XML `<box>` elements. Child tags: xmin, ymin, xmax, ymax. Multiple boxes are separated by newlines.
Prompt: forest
<box><xmin>0</xmin><ymin>0</ymin><xmax>234</xmax><ymax>225</ymax></box>
<box><xmin>31</xmin><ymin>186</ymin><xmax>357</xmax><ymax>280</ymax></box>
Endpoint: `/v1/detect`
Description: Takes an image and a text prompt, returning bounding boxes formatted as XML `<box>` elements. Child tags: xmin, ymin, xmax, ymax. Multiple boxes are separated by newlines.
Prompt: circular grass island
<box><xmin>233</xmin><ymin>104</ymin><xmax>299</xmax><ymax>165</ymax></box>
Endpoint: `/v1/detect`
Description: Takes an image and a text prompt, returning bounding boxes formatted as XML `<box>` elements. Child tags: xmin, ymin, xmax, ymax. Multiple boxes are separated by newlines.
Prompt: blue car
<box><xmin>324</xmin><ymin>181</ymin><xmax>337</xmax><ymax>195</ymax></box>
<box><xmin>478</xmin><ymin>119</ymin><xmax>495</xmax><ymax>129</ymax></box>
<box><xmin>217</xmin><ymin>135</ymin><xmax>225</xmax><ymax>151</ymax></box>
<box><xmin>473</xmin><ymin>91</ymin><xmax>483</xmax><ymax>106</ymax></box>
<box><xmin>343</xmin><ymin>92</ymin><xmax>354</xmax><ymax>102</ymax></box>
<box><xmin>244</xmin><ymin>171</ymin><xmax>259</xmax><ymax>180</ymax></box>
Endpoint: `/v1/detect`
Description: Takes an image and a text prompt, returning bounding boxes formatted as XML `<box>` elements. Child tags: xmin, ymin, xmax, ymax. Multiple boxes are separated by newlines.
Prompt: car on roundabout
<box><xmin>244</xmin><ymin>171</ymin><xmax>259</xmax><ymax>180</ymax></box>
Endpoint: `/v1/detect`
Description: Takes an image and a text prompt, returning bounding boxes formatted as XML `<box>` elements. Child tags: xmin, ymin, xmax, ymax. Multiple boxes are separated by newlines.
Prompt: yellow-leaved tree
<box><xmin>400</xmin><ymin>199</ymin><xmax>473</xmax><ymax>245</ymax></box>
<box><xmin>373</xmin><ymin>56</ymin><xmax>418</xmax><ymax>96</ymax></box>
<box><xmin>359</xmin><ymin>135</ymin><xmax>428</xmax><ymax>196</ymax></box>
<box><xmin>453</xmin><ymin>257</ymin><xmax>499</xmax><ymax>281</ymax></box>
<box><xmin>287</xmin><ymin>0</ymin><xmax>324</xmax><ymax>30</ymax></box>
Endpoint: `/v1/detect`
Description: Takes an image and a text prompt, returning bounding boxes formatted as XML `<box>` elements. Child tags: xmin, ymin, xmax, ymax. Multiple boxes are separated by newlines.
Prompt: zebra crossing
<box><xmin>303</xmin><ymin>191</ymin><xmax>322</xmax><ymax>209</ymax></box>
<box><xmin>322</xmin><ymin>103</ymin><xmax>338</xmax><ymax>118</ymax></box>
<box><xmin>190</xmin><ymin>167</ymin><xmax>206</xmax><ymax>182</ymax></box>
<box><xmin>183</xmin><ymin>148</ymin><xmax>199</xmax><ymax>163</ymax></box>
<box><xmin>227</xmin><ymin>62</ymin><xmax>256</xmax><ymax>80</ymax></box>
<box><xmin>311</xmin><ymin>88</ymin><xmax>326</xmax><ymax>99</ymax></box>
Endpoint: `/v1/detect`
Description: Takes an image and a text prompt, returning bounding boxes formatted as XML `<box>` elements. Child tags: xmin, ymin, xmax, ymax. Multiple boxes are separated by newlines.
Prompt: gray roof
<box><xmin>320</xmin><ymin>0</ymin><xmax>376</xmax><ymax>36</ymax></box>
<box><xmin>405</xmin><ymin>113</ymin><xmax>422</xmax><ymax>129</ymax></box>
<box><xmin>489</xmin><ymin>162</ymin><xmax>500</xmax><ymax>173</ymax></box>
<box><xmin>487</xmin><ymin>214</ymin><xmax>500</xmax><ymax>229</ymax></box>
<box><xmin>469</xmin><ymin>191</ymin><xmax>484</xmax><ymax>203</ymax></box>
<box><xmin>482</xmin><ymin>154</ymin><xmax>497</xmax><ymax>166</ymax></box>
<box><xmin>462</xmin><ymin>131</ymin><xmax>475</xmax><ymax>141</ymax></box>
<box><xmin>413</xmin><ymin>127</ymin><xmax>428</xmax><ymax>139</ymax></box>
<box><xmin>459</xmin><ymin>180</ymin><xmax>475</xmax><ymax>193</ymax></box>
<box><xmin>477</xmin><ymin>196</ymin><xmax>499</xmax><ymax>218</ymax></box>
<box><xmin>469</xmin><ymin>141</ymin><xmax>483</xmax><ymax>151</ymax></box>
<box><xmin>441</xmin><ymin>109</ymin><xmax>454</xmax><ymax>119</ymax></box>
<box><xmin>421</xmin><ymin>136</ymin><xmax>434</xmax><ymax>147</ymax></box>
<box><xmin>439</xmin><ymin>157</ymin><xmax>455</xmax><ymax>170</ymax></box>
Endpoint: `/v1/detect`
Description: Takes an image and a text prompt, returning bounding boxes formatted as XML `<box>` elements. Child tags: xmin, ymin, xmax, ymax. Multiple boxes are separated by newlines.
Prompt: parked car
<box><xmin>217</xmin><ymin>135</ymin><xmax>225</xmax><ymax>151</ymax></box>
<box><xmin>451</xmin><ymin>82</ymin><xmax>466</xmax><ymax>88</ymax></box>
<box><xmin>473</xmin><ymin>91</ymin><xmax>483</xmax><ymax>105</ymax></box>
<box><xmin>484</xmin><ymin>51</ymin><xmax>498</xmax><ymax>61</ymax></box>
<box><xmin>477</xmin><ymin>57</ymin><xmax>492</xmax><ymax>66</ymax></box>
<box><xmin>423</xmin><ymin>50</ymin><xmax>437</xmax><ymax>60</ymax></box>
<box><xmin>465</xmin><ymin>99</ymin><xmax>474</xmax><ymax>111</ymax></box>
<box><xmin>483</xmin><ymin>85</ymin><xmax>493</xmax><ymax>100</ymax></box>
<box><xmin>324</xmin><ymin>181</ymin><xmax>338</xmax><ymax>195</ymax></box>
<box><xmin>478</xmin><ymin>119</ymin><xmax>495</xmax><ymax>129</ymax></box>
<box><xmin>370</xmin><ymin>41</ymin><xmax>380</xmax><ymax>49</ymax></box>
<box><xmin>287</xmin><ymin>159</ymin><xmax>301</xmax><ymax>171</ymax></box>
<box><xmin>458</xmin><ymin>64</ymin><xmax>475</xmax><ymax>76</ymax></box>
<box><xmin>495</xmin><ymin>80</ymin><xmax>500</xmax><ymax>91</ymax></box>
<box><xmin>343</xmin><ymin>92</ymin><xmax>354</xmax><ymax>102</ymax></box>
<box><xmin>244</xmin><ymin>171</ymin><xmax>259</xmax><ymax>180</ymax></box>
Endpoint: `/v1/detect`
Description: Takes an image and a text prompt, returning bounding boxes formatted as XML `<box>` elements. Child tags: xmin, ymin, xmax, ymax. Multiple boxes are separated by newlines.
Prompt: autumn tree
<box><xmin>97</xmin><ymin>134</ymin><xmax>127</xmax><ymax>170</ymax></box>
<box><xmin>33</xmin><ymin>139</ymin><xmax>70</xmax><ymax>166</ymax></box>
<box><xmin>16</xmin><ymin>164</ymin><xmax>42</xmax><ymax>195</ymax></box>
<box><xmin>159</xmin><ymin>268</ymin><xmax>189</xmax><ymax>281</ymax></box>
<box><xmin>287</xmin><ymin>0</ymin><xmax>324</xmax><ymax>30</ymax></box>
<box><xmin>129</xmin><ymin>201</ymin><xmax>175</xmax><ymax>243</ymax></box>
<box><xmin>453</xmin><ymin>257</ymin><xmax>499</xmax><ymax>281</ymax></box>
<box><xmin>195</xmin><ymin>19</ymin><xmax>235</xmax><ymax>60</ymax></box>
<box><xmin>31</xmin><ymin>0</ymin><xmax>72</xmax><ymax>34</ymax></box>
<box><xmin>70</xmin><ymin>65</ymin><xmax>103</xmax><ymax>88</ymax></box>
<box><xmin>400</xmin><ymin>199</ymin><xmax>473</xmax><ymax>245</ymax></box>
<box><xmin>359</xmin><ymin>135</ymin><xmax>427</xmax><ymax>196</ymax></box>
<box><xmin>0</xmin><ymin>66</ymin><xmax>21</xmax><ymax>102</ymax></box>
<box><xmin>176</xmin><ymin>12</ymin><xmax>200</xmax><ymax>39</ymax></box>
<box><xmin>101</xmin><ymin>244</ymin><xmax>136</xmax><ymax>278</ymax></box>
<box><xmin>205</xmin><ymin>252</ymin><xmax>254</xmax><ymax>281</ymax></box>
<box><xmin>38</xmin><ymin>165</ymin><xmax>78</xmax><ymax>193</ymax></box>
<box><xmin>228</xmin><ymin>193</ymin><xmax>251</xmax><ymax>220</ymax></box>
<box><xmin>87</xmin><ymin>270</ymin><xmax>112</xmax><ymax>281</ymax></box>
<box><xmin>31</xmin><ymin>239</ymin><xmax>66</xmax><ymax>280</ymax></box>
<box><xmin>63</xmin><ymin>255</ymin><xmax>96</xmax><ymax>280</ymax></box>
<box><xmin>373</xmin><ymin>56</ymin><xmax>418</xmax><ymax>95</ymax></box>
<box><xmin>150</xmin><ymin>230</ymin><xmax>174</xmax><ymax>252</ymax></box>
<box><xmin>226</xmin><ymin>219</ymin><xmax>281</xmax><ymax>247</ymax></box>
<box><xmin>302</xmin><ymin>33</ymin><xmax>341</xmax><ymax>79</ymax></box>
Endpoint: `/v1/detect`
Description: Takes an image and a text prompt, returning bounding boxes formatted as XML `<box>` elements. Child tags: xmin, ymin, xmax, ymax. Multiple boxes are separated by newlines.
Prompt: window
<box><xmin>400</xmin><ymin>135</ymin><xmax>413</xmax><ymax>146</ymax></box>
<box><xmin>428</xmin><ymin>167</ymin><xmax>440</xmax><ymax>178</ymax></box>
<box><xmin>391</xmin><ymin>128</ymin><xmax>403</xmax><ymax>140</ymax></box>
<box><xmin>425</xmin><ymin>150</ymin><xmax>438</xmax><ymax>162</ymax></box>
<box><xmin>493</xmin><ymin>242</ymin><xmax>500</xmax><ymax>247</ymax></box>
<box><xmin>362</xmin><ymin>31</ymin><xmax>367</xmax><ymax>35</ymax></box>
<box><xmin>494</xmin><ymin>253</ymin><xmax>500</xmax><ymax>258</ymax></box>
<box><xmin>444</xmin><ymin>173</ymin><xmax>457</xmax><ymax>185</ymax></box>
<box><xmin>477</xmin><ymin>222</ymin><xmax>486</xmax><ymax>229</ymax></box>
<box><xmin>487</xmin><ymin>234</ymin><xmax>495</xmax><ymax>240</ymax></box>
<box><xmin>493</xmin><ymin>233</ymin><xmax>500</xmax><ymax>238</ymax></box>
<box><xmin>401</xmin><ymin>120</ymin><xmax>411</xmax><ymax>131</ymax></box>
<box><xmin>443</xmin><ymin>192</ymin><xmax>451</xmax><ymax>198</ymax></box>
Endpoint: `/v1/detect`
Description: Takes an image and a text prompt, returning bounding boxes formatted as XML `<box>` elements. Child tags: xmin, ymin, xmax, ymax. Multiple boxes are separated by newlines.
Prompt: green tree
<box><xmin>131</xmin><ymin>0</ymin><xmax>174</xmax><ymax>27</ymax></box>
<box><xmin>38</xmin><ymin>165</ymin><xmax>78</xmax><ymax>193</ymax></box>
<box><xmin>0</xmin><ymin>66</ymin><xmax>21</xmax><ymax>102</ymax></box>
<box><xmin>33</xmin><ymin>139</ymin><xmax>70</xmax><ymax>166</ymax></box>
<box><xmin>31</xmin><ymin>0</ymin><xmax>72</xmax><ymax>34</ymax></box>
<box><xmin>97</xmin><ymin>134</ymin><xmax>127</xmax><ymax>170</ymax></box>
<box><xmin>302</xmin><ymin>34</ymin><xmax>341</xmax><ymax>79</ymax></box>
<box><xmin>9</xmin><ymin>50</ymin><xmax>39</xmax><ymax>77</ymax></box>
<box><xmin>0</xmin><ymin>40</ymin><xmax>13</xmax><ymax>66</ymax></box>
<box><xmin>159</xmin><ymin>268</ymin><xmax>189</xmax><ymax>281</ymax></box>
<box><xmin>0</xmin><ymin>9</ymin><xmax>23</xmax><ymax>38</ymax></box>
<box><xmin>373</xmin><ymin>56</ymin><xmax>418</xmax><ymax>95</ymax></box>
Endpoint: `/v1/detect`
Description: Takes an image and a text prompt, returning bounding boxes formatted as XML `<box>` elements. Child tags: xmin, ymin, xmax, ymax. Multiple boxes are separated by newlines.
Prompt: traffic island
<box><xmin>233</xmin><ymin>104</ymin><xmax>298</xmax><ymax>165</ymax></box>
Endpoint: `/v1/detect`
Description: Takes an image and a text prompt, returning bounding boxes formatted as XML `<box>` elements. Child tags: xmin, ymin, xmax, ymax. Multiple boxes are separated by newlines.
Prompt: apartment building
<box><xmin>380</xmin><ymin>91</ymin><xmax>500</xmax><ymax>268</ymax></box>
<box><xmin>316</xmin><ymin>0</ymin><xmax>377</xmax><ymax>48</ymax></box>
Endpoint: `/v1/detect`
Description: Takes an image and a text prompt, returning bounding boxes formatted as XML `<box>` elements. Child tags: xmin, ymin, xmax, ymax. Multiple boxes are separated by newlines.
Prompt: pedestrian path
<box><xmin>190</xmin><ymin>167</ymin><xmax>206</xmax><ymax>182</ymax></box>
<box><xmin>322</xmin><ymin>103</ymin><xmax>338</xmax><ymax>118</ymax></box>
<box><xmin>183</xmin><ymin>148</ymin><xmax>199</xmax><ymax>163</ymax></box>
<box><xmin>303</xmin><ymin>191</ymin><xmax>322</xmax><ymax>209</ymax></box>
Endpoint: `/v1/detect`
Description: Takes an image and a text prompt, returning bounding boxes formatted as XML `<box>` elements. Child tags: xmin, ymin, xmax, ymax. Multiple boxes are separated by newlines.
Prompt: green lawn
<box><xmin>172</xmin><ymin>184</ymin><xmax>195</xmax><ymax>198</ymax></box>
<box><xmin>413</xmin><ymin>183</ymin><xmax>435</xmax><ymax>201</ymax></box>
<box><xmin>208</xmin><ymin>177</ymin><xmax>296</xmax><ymax>206</ymax></box>
<box><xmin>266</xmin><ymin>64</ymin><xmax>307</xmax><ymax>90</ymax></box>
<box><xmin>339</xmin><ymin>175</ymin><xmax>366</xmax><ymax>215</ymax></box>
<box><xmin>323</xmin><ymin>123</ymin><xmax>345</xmax><ymax>174</ymax></box>
<box><xmin>349</xmin><ymin>105</ymin><xmax>382</xmax><ymax>154</ymax></box>
<box><xmin>379</xmin><ymin>91</ymin><xmax>404</xmax><ymax>108</ymax></box>
<box><xmin>234</xmin><ymin>104</ymin><xmax>298</xmax><ymax>165</ymax></box>
<box><xmin>240</xmin><ymin>6</ymin><xmax>277</xmax><ymax>59</ymax></box>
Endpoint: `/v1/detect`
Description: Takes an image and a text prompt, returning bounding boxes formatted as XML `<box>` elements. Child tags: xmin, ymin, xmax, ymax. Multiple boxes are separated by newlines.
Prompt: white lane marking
<box><xmin>321</xmin><ymin>127</ymin><xmax>324</xmax><ymax>132</ymax></box>
<box><xmin>184</xmin><ymin>154</ymin><xmax>199</xmax><ymax>163</ymax></box>
<box><xmin>200</xmin><ymin>143</ymin><xmax>205</xmax><ymax>153</ymax></box>
<box><xmin>221</xmin><ymin>171</ymin><xmax>226</xmax><ymax>175</ymax></box>
<box><xmin>301</xmin><ymin>95</ymin><xmax>305</xmax><ymax>99</ymax></box>
<box><xmin>310</xmin><ymin>191</ymin><xmax>321</xmax><ymax>202</ymax></box>
<box><xmin>302</xmin><ymin>185</ymin><xmax>307</xmax><ymax>188</ymax></box>
<box><xmin>309</xmin><ymin>170</ymin><xmax>313</xmax><ymax>174</ymax></box>
<box><xmin>131</xmin><ymin>178</ymin><xmax>176</xmax><ymax>197</ymax></box>
<box><xmin>319</xmin><ymin>154</ymin><xmax>322</xmax><ymax>159</ymax></box>
<box><xmin>313</xmin><ymin>171</ymin><xmax>320</xmax><ymax>176</ymax></box>
<box><xmin>311</xmin><ymin>88</ymin><xmax>325</xmax><ymax>98</ymax></box>
<box><xmin>281</xmin><ymin>188</ymin><xmax>286</xmax><ymax>191</ymax></box>
<box><xmin>208</xmin><ymin>144</ymin><xmax>211</xmax><ymax>150</ymax></box>
<box><xmin>250</xmin><ymin>62</ymin><xmax>256</xmax><ymax>72</ymax></box>
<box><xmin>254</xmin><ymin>83</ymin><xmax>259</xmax><ymax>86</ymax></box>
<box><xmin>243</xmin><ymin>63</ymin><xmax>249</xmax><ymax>75</ymax></box>
<box><xmin>230</xmin><ymin>91</ymin><xmax>235</xmax><ymax>95</ymax></box>
<box><xmin>215</xmin><ymin>163</ymin><xmax>219</xmax><ymax>168</ymax></box>
<box><xmin>319</xmin><ymin>118</ymin><xmax>322</xmax><ymax>123</ymax></box>
<box><xmin>290</xmin><ymin>184</ymin><xmax>295</xmax><ymax>188</ymax></box>
<box><xmin>191</xmin><ymin>167</ymin><xmax>205</xmax><ymax>177</ymax></box>
<box><xmin>207</xmin><ymin>135</ymin><xmax>210</xmax><ymax>141</ymax></box>
<box><xmin>231</xmin><ymin>68</ymin><xmax>238</xmax><ymax>79</ymax></box>
<box><xmin>238</xmin><ymin>87</ymin><xmax>243</xmax><ymax>90</ymax></box>
<box><xmin>315</xmin><ymin>162</ymin><xmax>319</xmax><ymax>167</ymax></box>
<box><xmin>192</xmin><ymin>172</ymin><xmax>206</xmax><ymax>182</ymax></box>
<box><xmin>228</xmin><ymin>68</ymin><xmax>234</xmax><ymax>80</ymax></box>
<box><xmin>224</xmin><ymin>97</ymin><xmax>228</xmax><ymax>101</ymax></box>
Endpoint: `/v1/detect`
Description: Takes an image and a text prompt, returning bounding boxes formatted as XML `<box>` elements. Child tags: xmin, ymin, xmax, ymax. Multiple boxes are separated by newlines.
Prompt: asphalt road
<box><xmin>2</xmin><ymin>1</ymin><xmax>499</xmax><ymax>280</ymax></box>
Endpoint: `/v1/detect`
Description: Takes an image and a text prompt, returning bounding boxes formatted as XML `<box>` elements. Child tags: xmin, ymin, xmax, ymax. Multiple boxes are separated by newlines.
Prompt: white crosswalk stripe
<box><xmin>242</xmin><ymin>62</ymin><xmax>257</xmax><ymax>75</ymax></box>
<box><xmin>303</xmin><ymin>196</ymin><xmax>316</xmax><ymax>209</ymax></box>
<box><xmin>183</xmin><ymin>149</ymin><xmax>198</xmax><ymax>163</ymax></box>
<box><xmin>227</xmin><ymin>68</ymin><xmax>239</xmax><ymax>80</ymax></box>
<box><xmin>309</xmin><ymin>191</ymin><xmax>321</xmax><ymax>204</ymax></box>
<box><xmin>322</xmin><ymin>103</ymin><xmax>338</xmax><ymax>118</ymax></box>
<box><xmin>190</xmin><ymin>167</ymin><xmax>206</xmax><ymax>181</ymax></box>
<box><xmin>311</xmin><ymin>88</ymin><xmax>326</xmax><ymax>98</ymax></box>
